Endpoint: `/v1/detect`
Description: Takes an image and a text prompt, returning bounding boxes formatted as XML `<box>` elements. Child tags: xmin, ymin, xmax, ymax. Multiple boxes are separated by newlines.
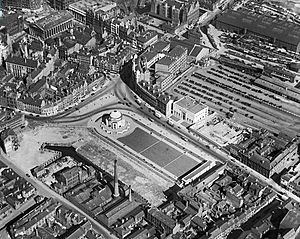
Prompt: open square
<box><xmin>118</xmin><ymin>128</ymin><xmax>159</xmax><ymax>152</ymax></box>
<box><xmin>141</xmin><ymin>141</ymin><xmax>182</xmax><ymax>167</ymax></box>
<box><xmin>118</xmin><ymin>127</ymin><xmax>202</xmax><ymax>177</ymax></box>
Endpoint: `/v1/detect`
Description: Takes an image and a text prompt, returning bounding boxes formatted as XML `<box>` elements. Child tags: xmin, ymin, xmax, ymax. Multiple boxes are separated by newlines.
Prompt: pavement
<box><xmin>44</xmin><ymin>75</ymin><xmax>300</xmax><ymax>204</ymax></box>
<box><xmin>88</xmin><ymin>109</ymin><xmax>217</xmax><ymax>180</ymax></box>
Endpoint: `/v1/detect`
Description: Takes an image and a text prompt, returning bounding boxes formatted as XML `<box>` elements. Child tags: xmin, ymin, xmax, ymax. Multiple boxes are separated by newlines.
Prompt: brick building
<box><xmin>5</xmin><ymin>56</ymin><xmax>38</xmax><ymax>77</ymax></box>
<box><xmin>227</xmin><ymin>129</ymin><xmax>299</xmax><ymax>178</ymax></box>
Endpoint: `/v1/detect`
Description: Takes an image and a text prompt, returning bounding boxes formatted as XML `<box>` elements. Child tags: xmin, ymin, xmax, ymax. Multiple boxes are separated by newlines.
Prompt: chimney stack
<box><xmin>113</xmin><ymin>159</ymin><xmax>120</xmax><ymax>198</ymax></box>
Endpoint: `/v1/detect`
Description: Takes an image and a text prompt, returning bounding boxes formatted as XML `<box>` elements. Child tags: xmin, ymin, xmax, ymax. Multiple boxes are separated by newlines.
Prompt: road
<box><xmin>25</xmin><ymin>75</ymin><xmax>120</xmax><ymax>122</ymax></box>
<box><xmin>3</xmin><ymin>72</ymin><xmax>300</xmax><ymax>239</ymax></box>
<box><xmin>0</xmin><ymin>152</ymin><xmax>117</xmax><ymax>238</ymax></box>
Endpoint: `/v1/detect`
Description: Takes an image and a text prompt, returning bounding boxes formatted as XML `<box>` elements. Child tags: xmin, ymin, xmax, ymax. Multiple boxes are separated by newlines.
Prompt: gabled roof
<box><xmin>0</xmin><ymin>128</ymin><xmax>16</xmax><ymax>141</ymax></box>
<box><xmin>6</xmin><ymin>56</ymin><xmax>38</xmax><ymax>69</ymax></box>
<box><xmin>73</xmin><ymin>29</ymin><xmax>93</xmax><ymax>46</ymax></box>
<box><xmin>148</xmin><ymin>208</ymin><xmax>176</xmax><ymax>229</ymax></box>
<box><xmin>280</xmin><ymin>210</ymin><xmax>300</xmax><ymax>230</ymax></box>
<box><xmin>28</xmin><ymin>77</ymin><xmax>47</xmax><ymax>94</ymax></box>
<box><xmin>29</xmin><ymin>40</ymin><xmax>43</xmax><ymax>52</ymax></box>
<box><xmin>216</xmin><ymin>9</ymin><xmax>300</xmax><ymax>46</ymax></box>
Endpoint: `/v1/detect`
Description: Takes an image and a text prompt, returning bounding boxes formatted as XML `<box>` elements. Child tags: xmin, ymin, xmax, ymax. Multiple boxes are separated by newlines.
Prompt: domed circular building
<box><xmin>102</xmin><ymin>110</ymin><xmax>126</xmax><ymax>129</ymax></box>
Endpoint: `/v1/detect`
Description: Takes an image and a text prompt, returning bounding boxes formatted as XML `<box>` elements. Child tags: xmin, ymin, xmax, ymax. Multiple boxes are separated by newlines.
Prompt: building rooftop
<box><xmin>104</xmin><ymin>198</ymin><xmax>139</xmax><ymax>219</ymax></box>
<box><xmin>32</xmin><ymin>11</ymin><xmax>73</xmax><ymax>32</ymax></box>
<box><xmin>28</xmin><ymin>39</ymin><xmax>43</xmax><ymax>52</ymax></box>
<box><xmin>13</xmin><ymin>200</ymin><xmax>60</xmax><ymax>231</ymax></box>
<box><xmin>156</xmin><ymin>55</ymin><xmax>174</xmax><ymax>67</ymax></box>
<box><xmin>280</xmin><ymin>210</ymin><xmax>300</xmax><ymax>230</ymax></box>
<box><xmin>73</xmin><ymin>29</ymin><xmax>93</xmax><ymax>46</ymax></box>
<box><xmin>151</xmin><ymin>41</ymin><xmax>170</xmax><ymax>52</ymax></box>
<box><xmin>189</xmin><ymin>45</ymin><xmax>204</xmax><ymax>57</ymax></box>
<box><xmin>175</xmin><ymin>96</ymin><xmax>208</xmax><ymax>114</ymax></box>
<box><xmin>0</xmin><ymin>13</ymin><xmax>23</xmax><ymax>35</ymax></box>
<box><xmin>216</xmin><ymin>9</ymin><xmax>300</xmax><ymax>46</ymax></box>
<box><xmin>148</xmin><ymin>208</ymin><xmax>176</xmax><ymax>229</ymax></box>
<box><xmin>170</xmin><ymin>38</ymin><xmax>199</xmax><ymax>54</ymax></box>
<box><xmin>141</xmin><ymin>51</ymin><xmax>158</xmax><ymax>62</ymax></box>
<box><xmin>137</xmin><ymin>30</ymin><xmax>158</xmax><ymax>44</ymax></box>
<box><xmin>6</xmin><ymin>56</ymin><xmax>38</xmax><ymax>69</ymax></box>
<box><xmin>169</xmin><ymin>45</ymin><xmax>187</xmax><ymax>58</ymax></box>
<box><xmin>69</xmin><ymin>0</ymin><xmax>116</xmax><ymax>13</ymax></box>
<box><xmin>0</xmin><ymin>128</ymin><xmax>16</xmax><ymax>141</ymax></box>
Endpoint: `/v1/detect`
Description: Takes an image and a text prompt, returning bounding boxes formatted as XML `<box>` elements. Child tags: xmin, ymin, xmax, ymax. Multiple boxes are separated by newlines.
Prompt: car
<box><xmin>26</xmin><ymin>173</ymin><xmax>30</xmax><ymax>177</ymax></box>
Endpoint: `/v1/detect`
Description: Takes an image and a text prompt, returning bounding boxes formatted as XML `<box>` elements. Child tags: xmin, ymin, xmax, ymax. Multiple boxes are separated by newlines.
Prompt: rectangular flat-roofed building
<box><xmin>29</xmin><ymin>11</ymin><xmax>74</xmax><ymax>40</ymax></box>
<box><xmin>68</xmin><ymin>0</ymin><xmax>118</xmax><ymax>24</ymax></box>
<box><xmin>173</xmin><ymin>96</ymin><xmax>209</xmax><ymax>124</ymax></box>
<box><xmin>155</xmin><ymin>45</ymin><xmax>187</xmax><ymax>74</ymax></box>
<box><xmin>136</xmin><ymin>30</ymin><xmax>159</xmax><ymax>49</ymax></box>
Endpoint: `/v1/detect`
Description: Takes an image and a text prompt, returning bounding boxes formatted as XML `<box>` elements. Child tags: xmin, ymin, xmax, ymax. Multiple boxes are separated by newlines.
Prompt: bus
<box><xmin>154</xmin><ymin>111</ymin><xmax>162</xmax><ymax>119</ymax></box>
<box><xmin>167</xmin><ymin>120</ymin><xmax>174</xmax><ymax>126</ymax></box>
<box><xmin>135</xmin><ymin>99</ymin><xmax>142</xmax><ymax>105</ymax></box>
<box><xmin>181</xmin><ymin>136</ymin><xmax>188</xmax><ymax>142</ymax></box>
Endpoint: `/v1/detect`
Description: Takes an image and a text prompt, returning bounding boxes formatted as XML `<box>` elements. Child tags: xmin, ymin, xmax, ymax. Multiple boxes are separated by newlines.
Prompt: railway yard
<box><xmin>168</xmin><ymin>33</ymin><xmax>300</xmax><ymax>135</ymax></box>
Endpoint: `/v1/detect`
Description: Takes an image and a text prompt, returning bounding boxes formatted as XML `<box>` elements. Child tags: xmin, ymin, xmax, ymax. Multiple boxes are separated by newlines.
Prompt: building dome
<box><xmin>110</xmin><ymin>110</ymin><xmax>122</xmax><ymax>120</ymax></box>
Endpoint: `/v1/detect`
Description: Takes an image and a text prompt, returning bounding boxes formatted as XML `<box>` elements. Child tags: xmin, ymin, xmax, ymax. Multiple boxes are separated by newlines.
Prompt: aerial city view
<box><xmin>0</xmin><ymin>0</ymin><xmax>300</xmax><ymax>238</ymax></box>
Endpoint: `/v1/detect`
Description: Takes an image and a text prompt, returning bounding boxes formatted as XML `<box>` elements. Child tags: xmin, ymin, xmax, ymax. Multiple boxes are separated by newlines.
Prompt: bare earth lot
<box><xmin>11</xmin><ymin>125</ymin><xmax>172</xmax><ymax>206</ymax></box>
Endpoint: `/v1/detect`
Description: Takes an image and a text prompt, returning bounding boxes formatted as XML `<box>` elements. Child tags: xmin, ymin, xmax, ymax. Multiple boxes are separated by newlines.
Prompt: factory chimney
<box><xmin>113</xmin><ymin>159</ymin><xmax>120</xmax><ymax>198</ymax></box>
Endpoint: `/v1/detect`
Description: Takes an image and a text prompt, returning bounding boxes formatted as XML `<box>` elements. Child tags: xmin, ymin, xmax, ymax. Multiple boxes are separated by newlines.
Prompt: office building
<box><xmin>155</xmin><ymin>45</ymin><xmax>187</xmax><ymax>89</ymax></box>
<box><xmin>150</xmin><ymin>0</ymin><xmax>201</xmax><ymax>25</ymax></box>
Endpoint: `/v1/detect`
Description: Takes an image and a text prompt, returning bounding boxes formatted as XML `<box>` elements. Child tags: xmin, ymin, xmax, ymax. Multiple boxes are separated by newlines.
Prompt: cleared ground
<box><xmin>118</xmin><ymin>127</ymin><xmax>200</xmax><ymax>177</ymax></box>
<box><xmin>11</xmin><ymin>125</ymin><xmax>172</xmax><ymax>206</ymax></box>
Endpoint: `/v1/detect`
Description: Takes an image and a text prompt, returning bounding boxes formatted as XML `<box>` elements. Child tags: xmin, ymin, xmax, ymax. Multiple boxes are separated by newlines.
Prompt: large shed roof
<box><xmin>216</xmin><ymin>9</ymin><xmax>300</xmax><ymax>46</ymax></box>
